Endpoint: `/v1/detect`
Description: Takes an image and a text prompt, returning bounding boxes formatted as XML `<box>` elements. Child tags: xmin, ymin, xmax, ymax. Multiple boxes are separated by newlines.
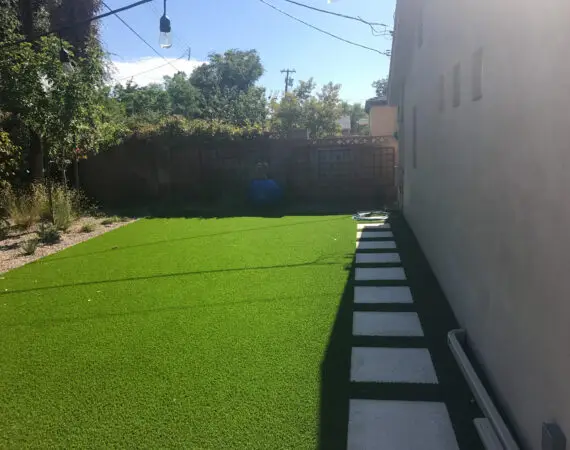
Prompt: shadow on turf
<box><xmin>42</xmin><ymin>216</ymin><xmax>348</xmax><ymax>264</ymax></box>
<box><xmin>318</xmin><ymin>255</ymin><xmax>354</xmax><ymax>450</ymax></box>
<box><xmin>1</xmin><ymin>257</ymin><xmax>346</xmax><ymax>296</ymax></box>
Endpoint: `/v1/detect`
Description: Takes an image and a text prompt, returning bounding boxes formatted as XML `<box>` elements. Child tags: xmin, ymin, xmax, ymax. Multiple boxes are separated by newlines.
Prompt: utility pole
<box><xmin>281</xmin><ymin>68</ymin><xmax>296</xmax><ymax>93</ymax></box>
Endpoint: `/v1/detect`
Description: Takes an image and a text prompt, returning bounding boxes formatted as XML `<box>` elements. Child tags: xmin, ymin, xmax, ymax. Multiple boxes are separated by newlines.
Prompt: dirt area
<box><xmin>0</xmin><ymin>217</ymin><xmax>135</xmax><ymax>274</ymax></box>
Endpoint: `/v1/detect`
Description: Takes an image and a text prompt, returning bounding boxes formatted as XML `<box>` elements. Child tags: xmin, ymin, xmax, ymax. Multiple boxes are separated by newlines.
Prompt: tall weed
<box><xmin>1</xmin><ymin>184</ymin><xmax>46</xmax><ymax>228</ymax></box>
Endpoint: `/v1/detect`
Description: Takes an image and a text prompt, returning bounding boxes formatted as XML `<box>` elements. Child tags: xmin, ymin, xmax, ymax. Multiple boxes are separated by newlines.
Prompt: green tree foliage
<box><xmin>269</xmin><ymin>79</ymin><xmax>343</xmax><ymax>138</ymax></box>
<box><xmin>164</xmin><ymin>72</ymin><xmax>200</xmax><ymax>118</ymax></box>
<box><xmin>113</xmin><ymin>81</ymin><xmax>172</xmax><ymax>122</ymax></box>
<box><xmin>372</xmin><ymin>78</ymin><xmax>388</xmax><ymax>98</ymax></box>
<box><xmin>190</xmin><ymin>49</ymin><xmax>267</xmax><ymax>126</ymax></box>
<box><xmin>0</xmin><ymin>0</ymin><xmax>116</xmax><ymax>182</ymax></box>
<box><xmin>48</xmin><ymin>0</ymin><xmax>102</xmax><ymax>56</ymax></box>
<box><xmin>0</xmin><ymin>130</ymin><xmax>21</xmax><ymax>184</ymax></box>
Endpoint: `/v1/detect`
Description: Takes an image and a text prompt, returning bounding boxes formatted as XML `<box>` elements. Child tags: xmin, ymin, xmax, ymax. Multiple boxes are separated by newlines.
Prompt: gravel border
<box><xmin>0</xmin><ymin>218</ymin><xmax>136</xmax><ymax>274</ymax></box>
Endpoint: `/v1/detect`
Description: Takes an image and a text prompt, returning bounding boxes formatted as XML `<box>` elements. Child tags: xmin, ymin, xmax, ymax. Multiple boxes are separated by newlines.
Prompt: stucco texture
<box><xmin>389</xmin><ymin>0</ymin><xmax>570</xmax><ymax>448</ymax></box>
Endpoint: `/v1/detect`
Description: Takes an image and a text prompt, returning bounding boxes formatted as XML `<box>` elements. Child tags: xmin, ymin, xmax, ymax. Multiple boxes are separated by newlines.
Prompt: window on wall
<box><xmin>453</xmin><ymin>63</ymin><xmax>461</xmax><ymax>107</ymax></box>
<box><xmin>472</xmin><ymin>47</ymin><xmax>484</xmax><ymax>101</ymax></box>
<box><xmin>439</xmin><ymin>75</ymin><xmax>445</xmax><ymax>112</ymax></box>
<box><xmin>418</xmin><ymin>7</ymin><xmax>423</xmax><ymax>47</ymax></box>
<box><xmin>412</xmin><ymin>106</ymin><xmax>417</xmax><ymax>168</ymax></box>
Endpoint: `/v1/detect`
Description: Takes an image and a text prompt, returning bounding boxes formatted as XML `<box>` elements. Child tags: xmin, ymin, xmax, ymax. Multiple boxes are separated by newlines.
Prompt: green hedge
<box><xmin>128</xmin><ymin>116</ymin><xmax>265</xmax><ymax>142</ymax></box>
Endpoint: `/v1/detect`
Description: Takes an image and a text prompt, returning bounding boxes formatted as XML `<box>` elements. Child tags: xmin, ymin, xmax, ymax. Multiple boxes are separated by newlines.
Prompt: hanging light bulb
<box><xmin>159</xmin><ymin>0</ymin><xmax>172</xmax><ymax>48</ymax></box>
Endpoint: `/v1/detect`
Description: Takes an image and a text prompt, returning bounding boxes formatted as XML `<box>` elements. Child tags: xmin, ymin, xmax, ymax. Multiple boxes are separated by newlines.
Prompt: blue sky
<box><xmin>100</xmin><ymin>0</ymin><xmax>395</xmax><ymax>104</ymax></box>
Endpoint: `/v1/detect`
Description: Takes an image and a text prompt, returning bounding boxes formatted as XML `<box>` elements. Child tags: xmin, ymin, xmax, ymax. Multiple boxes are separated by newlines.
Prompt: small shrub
<box><xmin>80</xmin><ymin>222</ymin><xmax>96</xmax><ymax>233</ymax></box>
<box><xmin>101</xmin><ymin>215</ymin><xmax>121</xmax><ymax>225</ymax></box>
<box><xmin>21</xmin><ymin>238</ymin><xmax>39</xmax><ymax>255</ymax></box>
<box><xmin>37</xmin><ymin>223</ymin><xmax>61</xmax><ymax>244</ymax></box>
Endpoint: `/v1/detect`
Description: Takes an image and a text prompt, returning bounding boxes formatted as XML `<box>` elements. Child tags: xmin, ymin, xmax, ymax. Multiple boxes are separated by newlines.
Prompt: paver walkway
<box><xmin>345</xmin><ymin>214</ymin><xmax>482</xmax><ymax>450</ymax></box>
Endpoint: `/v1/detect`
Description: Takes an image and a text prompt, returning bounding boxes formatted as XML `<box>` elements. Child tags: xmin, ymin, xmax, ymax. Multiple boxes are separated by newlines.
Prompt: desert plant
<box><xmin>80</xmin><ymin>221</ymin><xmax>96</xmax><ymax>233</ymax></box>
<box><xmin>21</xmin><ymin>238</ymin><xmax>39</xmax><ymax>255</ymax></box>
<box><xmin>37</xmin><ymin>223</ymin><xmax>61</xmax><ymax>244</ymax></box>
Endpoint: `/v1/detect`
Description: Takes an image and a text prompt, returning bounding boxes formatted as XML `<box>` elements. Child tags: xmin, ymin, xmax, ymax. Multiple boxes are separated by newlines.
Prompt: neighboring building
<box><xmin>389</xmin><ymin>0</ymin><xmax>570</xmax><ymax>448</ymax></box>
<box><xmin>364</xmin><ymin>97</ymin><xmax>397</xmax><ymax>137</ymax></box>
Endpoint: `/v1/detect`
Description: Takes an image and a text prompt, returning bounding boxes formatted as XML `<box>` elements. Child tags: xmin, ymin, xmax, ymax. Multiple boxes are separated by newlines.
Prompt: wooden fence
<box><xmin>79</xmin><ymin>135</ymin><xmax>397</xmax><ymax>208</ymax></box>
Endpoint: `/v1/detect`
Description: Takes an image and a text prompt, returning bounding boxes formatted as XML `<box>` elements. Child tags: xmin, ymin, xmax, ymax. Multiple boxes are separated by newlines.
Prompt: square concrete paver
<box><xmin>356</xmin><ymin>241</ymin><xmax>396</xmax><ymax>250</ymax></box>
<box><xmin>356</xmin><ymin>231</ymin><xmax>394</xmax><ymax>239</ymax></box>
<box><xmin>353</xmin><ymin>312</ymin><xmax>424</xmax><ymax>337</ymax></box>
<box><xmin>347</xmin><ymin>399</ymin><xmax>459</xmax><ymax>450</ymax></box>
<box><xmin>357</xmin><ymin>223</ymin><xmax>390</xmax><ymax>230</ymax></box>
<box><xmin>351</xmin><ymin>347</ymin><xmax>438</xmax><ymax>383</ymax></box>
<box><xmin>354</xmin><ymin>286</ymin><xmax>413</xmax><ymax>303</ymax></box>
<box><xmin>355</xmin><ymin>253</ymin><xmax>401</xmax><ymax>264</ymax></box>
<box><xmin>355</xmin><ymin>267</ymin><xmax>406</xmax><ymax>281</ymax></box>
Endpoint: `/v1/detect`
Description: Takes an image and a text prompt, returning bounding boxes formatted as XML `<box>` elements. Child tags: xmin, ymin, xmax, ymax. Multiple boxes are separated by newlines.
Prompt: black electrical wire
<box><xmin>258</xmin><ymin>0</ymin><xmax>390</xmax><ymax>56</ymax></box>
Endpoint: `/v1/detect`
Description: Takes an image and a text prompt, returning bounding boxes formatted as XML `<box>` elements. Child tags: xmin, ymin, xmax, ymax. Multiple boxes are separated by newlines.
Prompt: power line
<box><xmin>0</xmin><ymin>0</ymin><xmax>154</xmax><ymax>49</ymax></box>
<box><xmin>280</xmin><ymin>68</ymin><xmax>296</xmax><ymax>93</ymax></box>
<box><xmin>258</xmin><ymin>0</ymin><xmax>390</xmax><ymax>56</ymax></box>
<box><xmin>115</xmin><ymin>49</ymin><xmax>189</xmax><ymax>82</ymax></box>
<box><xmin>101</xmin><ymin>1</ymin><xmax>181</xmax><ymax>73</ymax></box>
<box><xmin>279</xmin><ymin>0</ymin><xmax>391</xmax><ymax>36</ymax></box>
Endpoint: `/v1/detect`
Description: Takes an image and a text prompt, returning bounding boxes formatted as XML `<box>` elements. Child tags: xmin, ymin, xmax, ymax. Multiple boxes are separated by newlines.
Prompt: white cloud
<box><xmin>110</xmin><ymin>57</ymin><xmax>206</xmax><ymax>86</ymax></box>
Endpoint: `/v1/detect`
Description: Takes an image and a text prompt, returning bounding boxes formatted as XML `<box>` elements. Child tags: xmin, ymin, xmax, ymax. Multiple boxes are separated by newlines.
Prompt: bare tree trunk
<box><xmin>73</xmin><ymin>157</ymin><xmax>80</xmax><ymax>188</ymax></box>
<box><xmin>28</xmin><ymin>132</ymin><xmax>44</xmax><ymax>180</ymax></box>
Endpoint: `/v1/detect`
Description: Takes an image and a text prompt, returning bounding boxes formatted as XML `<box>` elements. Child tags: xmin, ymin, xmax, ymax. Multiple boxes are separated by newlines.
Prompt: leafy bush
<box><xmin>80</xmin><ymin>221</ymin><xmax>96</xmax><ymax>233</ymax></box>
<box><xmin>0</xmin><ymin>131</ymin><xmax>21</xmax><ymax>185</ymax></box>
<box><xmin>37</xmin><ymin>223</ymin><xmax>61</xmax><ymax>244</ymax></box>
<box><xmin>21</xmin><ymin>238</ymin><xmax>39</xmax><ymax>255</ymax></box>
<box><xmin>130</xmin><ymin>116</ymin><xmax>265</xmax><ymax>142</ymax></box>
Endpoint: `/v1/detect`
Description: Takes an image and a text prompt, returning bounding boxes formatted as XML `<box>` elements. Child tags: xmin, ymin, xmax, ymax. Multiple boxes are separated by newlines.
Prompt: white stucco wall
<box><xmin>390</xmin><ymin>0</ymin><xmax>570</xmax><ymax>448</ymax></box>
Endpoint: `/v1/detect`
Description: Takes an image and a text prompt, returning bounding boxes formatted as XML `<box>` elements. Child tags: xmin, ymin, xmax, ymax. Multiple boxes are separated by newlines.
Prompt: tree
<box><xmin>372</xmin><ymin>78</ymin><xmax>388</xmax><ymax>98</ymax></box>
<box><xmin>48</xmin><ymin>0</ymin><xmax>102</xmax><ymax>57</ymax></box>
<box><xmin>113</xmin><ymin>81</ymin><xmax>171</xmax><ymax>122</ymax></box>
<box><xmin>164</xmin><ymin>72</ymin><xmax>201</xmax><ymax>118</ymax></box>
<box><xmin>269</xmin><ymin>79</ymin><xmax>343</xmax><ymax>138</ymax></box>
<box><xmin>190</xmin><ymin>49</ymin><xmax>267</xmax><ymax>125</ymax></box>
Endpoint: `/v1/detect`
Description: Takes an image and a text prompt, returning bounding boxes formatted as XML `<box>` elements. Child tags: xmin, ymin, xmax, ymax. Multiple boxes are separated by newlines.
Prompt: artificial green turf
<box><xmin>0</xmin><ymin>216</ymin><xmax>355</xmax><ymax>449</ymax></box>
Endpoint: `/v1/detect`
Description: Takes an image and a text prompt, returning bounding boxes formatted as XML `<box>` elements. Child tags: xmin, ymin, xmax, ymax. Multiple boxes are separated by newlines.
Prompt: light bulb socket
<box><xmin>160</xmin><ymin>15</ymin><xmax>171</xmax><ymax>33</ymax></box>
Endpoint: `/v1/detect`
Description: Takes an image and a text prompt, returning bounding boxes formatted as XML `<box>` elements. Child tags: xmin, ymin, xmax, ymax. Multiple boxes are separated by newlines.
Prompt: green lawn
<box><xmin>0</xmin><ymin>216</ymin><xmax>354</xmax><ymax>449</ymax></box>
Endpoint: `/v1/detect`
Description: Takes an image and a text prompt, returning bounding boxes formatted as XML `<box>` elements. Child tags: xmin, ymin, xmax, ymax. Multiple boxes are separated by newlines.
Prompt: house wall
<box><xmin>389</xmin><ymin>0</ymin><xmax>570</xmax><ymax>448</ymax></box>
<box><xmin>368</xmin><ymin>106</ymin><xmax>397</xmax><ymax>137</ymax></box>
